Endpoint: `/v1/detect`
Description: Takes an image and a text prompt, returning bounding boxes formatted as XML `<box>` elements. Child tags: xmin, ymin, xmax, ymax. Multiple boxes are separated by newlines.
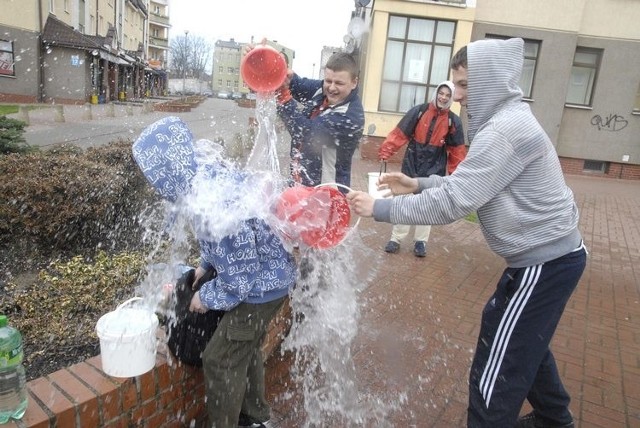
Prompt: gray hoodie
<box><xmin>373</xmin><ymin>38</ymin><xmax>582</xmax><ymax>267</ymax></box>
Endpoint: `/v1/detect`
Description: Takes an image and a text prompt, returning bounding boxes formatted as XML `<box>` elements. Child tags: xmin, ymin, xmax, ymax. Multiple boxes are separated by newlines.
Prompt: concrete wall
<box><xmin>0</xmin><ymin>25</ymin><xmax>41</xmax><ymax>103</ymax></box>
<box><xmin>470</xmin><ymin>24</ymin><xmax>578</xmax><ymax>145</ymax></box>
<box><xmin>473</xmin><ymin>0</ymin><xmax>640</xmax><ymax>167</ymax></box>
<box><xmin>42</xmin><ymin>47</ymin><xmax>92</xmax><ymax>103</ymax></box>
<box><xmin>557</xmin><ymin>36</ymin><xmax>640</xmax><ymax>164</ymax></box>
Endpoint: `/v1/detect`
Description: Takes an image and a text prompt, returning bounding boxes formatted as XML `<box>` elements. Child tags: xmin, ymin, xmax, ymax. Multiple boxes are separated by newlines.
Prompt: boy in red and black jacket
<box><xmin>379</xmin><ymin>80</ymin><xmax>466</xmax><ymax>257</ymax></box>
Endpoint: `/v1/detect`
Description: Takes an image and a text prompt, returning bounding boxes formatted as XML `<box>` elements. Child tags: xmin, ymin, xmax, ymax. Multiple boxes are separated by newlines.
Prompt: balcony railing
<box><xmin>149</xmin><ymin>13</ymin><xmax>169</xmax><ymax>26</ymax></box>
<box><xmin>149</xmin><ymin>36</ymin><xmax>169</xmax><ymax>49</ymax></box>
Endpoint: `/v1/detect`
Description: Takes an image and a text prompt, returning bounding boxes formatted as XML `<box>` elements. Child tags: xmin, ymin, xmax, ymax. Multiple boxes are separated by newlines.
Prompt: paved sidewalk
<box><xmin>265</xmin><ymin>160</ymin><xmax>640</xmax><ymax>427</ymax></box>
<box><xmin>8</xmin><ymin>97</ymin><xmax>255</xmax><ymax>150</ymax></box>
<box><xmin>9</xmin><ymin>99</ymin><xmax>639</xmax><ymax>427</ymax></box>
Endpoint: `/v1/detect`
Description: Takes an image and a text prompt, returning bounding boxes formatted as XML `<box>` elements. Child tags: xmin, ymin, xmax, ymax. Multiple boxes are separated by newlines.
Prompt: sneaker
<box><xmin>384</xmin><ymin>241</ymin><xmax>400</xmax><ymax>253</ymax></box>
<box><xmin>414</xmin><ymin>241</ymin><xmax>426</xmax><ymax>257</ymax></box>
<box><xmin>238</xmin><ymin>413</ymin><xmax>275</xmax><ymax>428</ymax></box>
<box><xmin>238</xmin><ymin>422</ymin><xmax>274</xmax><ymax>428</ymax></box>
<box><xmin>515</xmin><ymin>411</ymin><xmax>574</xmax><ymax>428</ymax></box>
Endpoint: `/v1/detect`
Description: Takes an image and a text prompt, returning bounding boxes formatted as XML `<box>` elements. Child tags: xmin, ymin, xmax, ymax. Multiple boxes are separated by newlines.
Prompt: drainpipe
<box><xmin>37</xmin><ymin>0</ymin><xmax>45</xmax><ymax>102</ymax></box>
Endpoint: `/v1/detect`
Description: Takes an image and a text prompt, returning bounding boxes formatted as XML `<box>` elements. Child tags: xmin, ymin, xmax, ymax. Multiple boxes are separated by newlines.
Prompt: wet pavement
<box><xmin>9</xmin><ymin>99</ymin><xmax>640</xmax><ymax>427</ymax></box>
<box><xmin>264</xmin><ymin>159</ymin><xmax>640</xmax><ymax>427</ymax></box>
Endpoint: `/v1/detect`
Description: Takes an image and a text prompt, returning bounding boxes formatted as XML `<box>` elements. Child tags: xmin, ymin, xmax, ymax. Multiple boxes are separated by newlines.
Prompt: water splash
<box><xmin>129</xmin><ymin>91</ymin><xmax>399</xmax><ymax>425</ymax></box>
<box><xmin>283</xmin><ymin>232</ymin><xmax>402</xmax><ymax>426</ymax></box>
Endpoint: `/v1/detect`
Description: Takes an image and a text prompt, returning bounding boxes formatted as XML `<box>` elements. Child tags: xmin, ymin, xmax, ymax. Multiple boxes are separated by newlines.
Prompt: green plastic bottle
<box><xmin>0</xmin><ymin>315</ymin><xmax>27</xmax><ymax>423</ymax></box>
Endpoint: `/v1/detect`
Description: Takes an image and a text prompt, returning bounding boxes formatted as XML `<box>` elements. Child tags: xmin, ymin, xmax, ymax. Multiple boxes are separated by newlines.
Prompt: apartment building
<box><xmin>358</xmin><ymin>0</ymin><xmax>640</xmax><ymax>180</ymax></box>
<box><xmin>0</xmin><ymin>0</ymin><xmax>168</xmax><ymax>104</ymax></box>
<box><xmin>148</xmin><ymin>0</ymin><xmax>170</xmax><ymax>71</ymax></box>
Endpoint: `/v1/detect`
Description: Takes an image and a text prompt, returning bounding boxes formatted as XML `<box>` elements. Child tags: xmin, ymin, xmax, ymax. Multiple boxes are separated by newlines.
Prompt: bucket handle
<box><xmin>379</xmin><ymin>161</ymin><xmax>387</xmax><ymax>175</ymax></box>
<box><xmin>117</xmin><ymin>296</ymin><xmax>144</xmax><ymax>310</ymax></box>
<box><xmin>313</xmin><ymin>182</ymin><xmax>362</xmax><ymax>230</ymax></box>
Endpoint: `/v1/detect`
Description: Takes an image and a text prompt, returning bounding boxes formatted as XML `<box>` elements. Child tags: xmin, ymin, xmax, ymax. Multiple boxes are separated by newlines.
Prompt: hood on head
<box><xmin>466</xmin><ymin>38</ymin><xmax>524</xmax><ymax>141</ymax></box>
<box><xmin>431</xmin><ymin>80</ymin><xmax>455</xmax><ymax>110</ymax></box>
<box><xmin>132</xmin><ymin>116</ymin><xmax>197</xmax><ymax>203</ymax></box>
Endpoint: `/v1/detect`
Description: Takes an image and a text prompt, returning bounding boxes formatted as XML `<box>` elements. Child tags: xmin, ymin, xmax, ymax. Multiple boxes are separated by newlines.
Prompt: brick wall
<box><xmin>559</xmin><ymin>157</ymin><xmax>640</xmax><ymax>181</ymax></box>
<box><xmin>359</xmin><ymin>135</ymin><xmax>405</xmax><ymax>164</ymax></box>
<box><xmin>14</xmin><ymin>300</ymin><xmax>292</xmax><ymax>428</ymax></box>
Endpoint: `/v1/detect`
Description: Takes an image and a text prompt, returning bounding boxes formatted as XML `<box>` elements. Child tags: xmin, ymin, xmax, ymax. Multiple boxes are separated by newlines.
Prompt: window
<box><xmin>380</xmin><ymin>15</ymin><xmax>456</xmax><ymax>113</ymax></box>
<box><xmin>583</xmin><ymin>160</ymin><xmax>608</xmax><ymax>173</ymax></box>
<box><xmin>486</xmin><ymin>35</ymin><xmax>540</xmax><ymax>99</ymax></box>
<box><xmin>634</xmin><ymin>83</ymin><xmax>640</xmax><ymax>114</ymax></box>
<box><xmin>566</xmin><ymin>47</ymin><xmax>602</xmax><ymax>107</ymax></box>
<box><xmin>0</xmin><ymin>40</ymin><xmax>15</xmax><ymax>77</ymax></box>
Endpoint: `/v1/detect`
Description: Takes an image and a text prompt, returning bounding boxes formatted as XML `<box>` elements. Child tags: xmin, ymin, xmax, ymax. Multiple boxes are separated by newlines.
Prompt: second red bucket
<box><xmin>275</xmin><ymin>185</ymin><xmax>351</xmax><ymax>249</ymax></box>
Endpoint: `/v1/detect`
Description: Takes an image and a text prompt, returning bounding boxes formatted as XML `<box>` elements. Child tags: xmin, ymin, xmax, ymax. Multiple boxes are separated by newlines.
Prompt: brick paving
<box><xmin>9</xmin><ymin>100</ymin><xmax>639</xmax><ymax>427</ymax></box>
<box><xmin>265</xmin><ymin>159</ymin><xmax>640</xmax><ymax>427</ymax></box>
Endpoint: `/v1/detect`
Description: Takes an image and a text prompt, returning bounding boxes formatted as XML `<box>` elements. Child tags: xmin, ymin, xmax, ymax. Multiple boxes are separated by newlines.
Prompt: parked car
<box><xmin>202</xmin><ymin>90</ymin><xmax>213</xmax><ymax>97</ymax></box>
<box><xmin>217</xmin><ymin>92</ymin><xmax>230</xmax><ymax>99</ymax></box>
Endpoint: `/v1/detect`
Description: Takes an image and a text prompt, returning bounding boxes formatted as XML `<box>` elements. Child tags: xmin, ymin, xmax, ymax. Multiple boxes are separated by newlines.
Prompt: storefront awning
<box><xmin>97</xmin><ymin>50</ymin><xmax>121</xmax><ymax>63</ymax></box>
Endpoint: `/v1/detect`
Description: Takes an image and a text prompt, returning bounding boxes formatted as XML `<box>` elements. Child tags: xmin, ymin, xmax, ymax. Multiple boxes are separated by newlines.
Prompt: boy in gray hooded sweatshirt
<box><xmin>347</xmin><ymin>38</ymin><xmax>585</xmax><ymax>427</ymax></box>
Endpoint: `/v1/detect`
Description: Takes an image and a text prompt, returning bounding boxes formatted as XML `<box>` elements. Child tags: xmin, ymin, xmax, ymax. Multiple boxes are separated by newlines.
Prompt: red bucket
<box><xmin>240</xmin><ymin>45</ymin><xmax>288</xmax><ymax>93</ymax></box>
<box><xmin>275</xmin><ymin>185</ymin><xmax>351</xmax><ymax>249</ymax></box>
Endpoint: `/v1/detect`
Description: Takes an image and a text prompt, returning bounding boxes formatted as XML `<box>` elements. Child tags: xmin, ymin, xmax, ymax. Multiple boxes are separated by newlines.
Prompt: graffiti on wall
<box><xmin>591</xmin><ymin>113</ymin><xmax>628</xmax><ymax>132</ymax></box>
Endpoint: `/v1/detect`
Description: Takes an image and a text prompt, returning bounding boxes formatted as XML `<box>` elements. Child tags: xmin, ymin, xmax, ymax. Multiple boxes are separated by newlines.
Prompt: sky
<box><xmin>168</xmin><ymin>0</ymin><xmax>360</xmax><ymax>78</ymax></box>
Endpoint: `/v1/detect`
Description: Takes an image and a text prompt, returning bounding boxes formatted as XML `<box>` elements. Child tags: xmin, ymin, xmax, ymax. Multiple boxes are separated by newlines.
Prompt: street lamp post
<box><xmin>183</xmin><ymin>30</ymin><xmax>189</xmax><ymax>95</ymax></box>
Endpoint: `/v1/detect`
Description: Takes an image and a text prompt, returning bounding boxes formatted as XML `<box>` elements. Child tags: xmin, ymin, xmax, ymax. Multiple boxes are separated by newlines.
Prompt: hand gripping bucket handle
<box><xmin>314</xmin><ymin>183</ymin><xmax>361</xmax><ymax>231</ymax></box>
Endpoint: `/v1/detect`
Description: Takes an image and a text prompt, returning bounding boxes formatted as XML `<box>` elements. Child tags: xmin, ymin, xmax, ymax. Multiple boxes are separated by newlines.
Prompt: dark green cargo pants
<box><xmin>202</xmin><ymin>296</ymin><xmax>286</xmax><ymax>428</ymax></box>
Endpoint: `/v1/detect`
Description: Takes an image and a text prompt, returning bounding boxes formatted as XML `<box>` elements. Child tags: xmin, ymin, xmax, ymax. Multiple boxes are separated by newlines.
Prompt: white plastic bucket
<box><xmin>368</xmin><ymin>172</ymin><xmax>386</xmax><ymax>199</ymax></box>
<box><xmin>96</xmin><ymin>297</ymin><xmax>159</xmax><ymax>377</ymax></box>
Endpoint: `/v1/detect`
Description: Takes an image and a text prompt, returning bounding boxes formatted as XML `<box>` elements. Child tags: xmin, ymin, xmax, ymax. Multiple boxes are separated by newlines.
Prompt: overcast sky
<box><xmin>168</xmin><ymin>0</ymin><xmax>359</xmax><ymax>78</ymax></box>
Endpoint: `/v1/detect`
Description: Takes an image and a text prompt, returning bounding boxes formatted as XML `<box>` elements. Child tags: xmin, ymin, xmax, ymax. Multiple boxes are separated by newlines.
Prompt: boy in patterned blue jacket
<box><xmin>132</xmin><ymin>116</ymin><xmax>296</xmax><ymax>428</ymax></box>
<box><xmin>189</xmin><ymin>216</ymin><xmax>296</xmax><ymax>428</ymax></box>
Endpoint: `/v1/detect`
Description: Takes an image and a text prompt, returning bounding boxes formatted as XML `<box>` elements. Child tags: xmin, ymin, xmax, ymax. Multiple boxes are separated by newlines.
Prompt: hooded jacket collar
<box><xmin>466</xmin><ymin>38</ymin><xmax>524</xmax><ymax>142</ymax></box>
<box><xmin>432</xmin><ymin>80</ymin><xmax>455</xmax><ymax>110</ymax></box>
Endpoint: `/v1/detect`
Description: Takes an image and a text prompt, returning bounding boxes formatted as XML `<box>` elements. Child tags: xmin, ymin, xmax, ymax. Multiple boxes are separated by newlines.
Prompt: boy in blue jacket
<box><xmin>273</xmin><ymin>51</ymin><xmax>365</xmax><ymax>191</ymax></box>
<box><xmin>133</xmin><ymin>116</ymin><xmax>297</xmax><ymax>428</ymax></box>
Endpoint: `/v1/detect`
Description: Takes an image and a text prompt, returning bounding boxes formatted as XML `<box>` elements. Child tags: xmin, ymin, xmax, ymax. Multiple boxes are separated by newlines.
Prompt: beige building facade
<box><xmin>0</xmin><ymin>0</ymin><xmax>167</xmax><ymax>104</ymax></box>
<box><xmin>358</xmin><ymin>0</ymin><xmax>640</xmax><ymax>180</ymax></box>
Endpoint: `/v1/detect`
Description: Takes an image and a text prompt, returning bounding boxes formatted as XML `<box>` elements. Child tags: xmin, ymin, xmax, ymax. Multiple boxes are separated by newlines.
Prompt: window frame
<box><xmin>379</xmin><ymin>14</ymin><xmax>456</xmax><ymax>114</ymax></box>
<box><xmin>565</xmin><ymin>46</ymin><xmax>602</xmax><ymax>107</ymax></box>
<box><xmin>0</xmin><ymin>40</ymin><xmax>15</xmax><ymax>77</ymax></box>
